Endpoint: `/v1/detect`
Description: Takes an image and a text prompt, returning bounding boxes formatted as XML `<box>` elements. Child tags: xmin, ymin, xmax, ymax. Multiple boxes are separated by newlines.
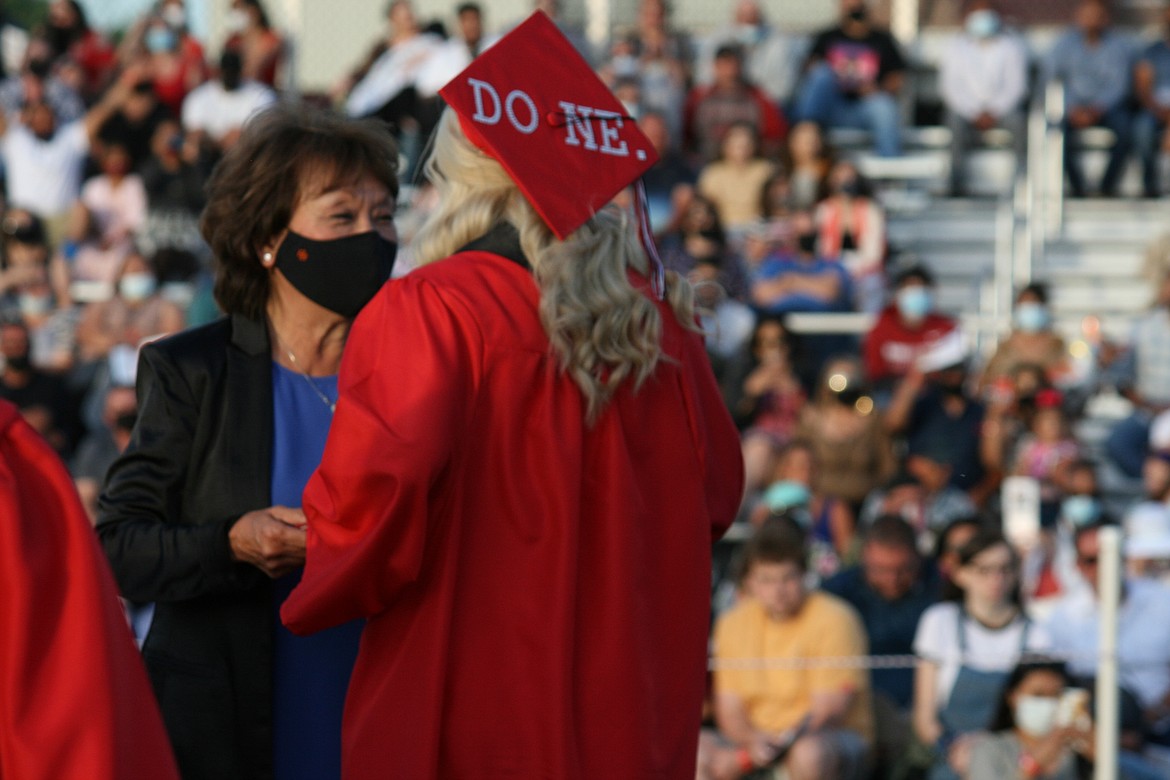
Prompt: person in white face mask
<box><xmin>939</xmin><ymin>0</ymin><xmax>1027</xmax><ymax>196</ymax></box>
<box><xmin>863</xmin><ymin>263</ymin><xmax>960</xmax><ymax>395</ymax></box>
<box><xmin>222</xmin><ymin>0</ymin><xmax>284</xmax><ymax>88</ymax></box>
<box><xmin>75</xmin><ymin>251</ymin><xmax>183</xmax><ymax>363</ymax></box>
<box><xmin>967</xmin><ymin>659</ymin><xmax>1089</xmax><ymax>780</ymax></box>
<box><xmin>981</xmin><ymin>283</ymin><xmax>1070</xmax><ymax>393</ymax></box>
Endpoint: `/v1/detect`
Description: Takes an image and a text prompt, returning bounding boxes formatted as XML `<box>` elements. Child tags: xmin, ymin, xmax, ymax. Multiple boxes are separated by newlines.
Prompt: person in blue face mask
<box><xmin>96</xmin><ymin>104</ymin><xmax>400</xmax><ymax>780</ymax></box>
<box><xmin>981</xmin><ymin>283</ymin><xmax>1070</xmax><ymax>393</ymax></box>
<box><xmin>863</xmin><ymin>263</ymin><xmax>960</xmax><ymax>395</ymax></box>
<box><xmin>939</xmin><ymin>0</ymin><xmax>1027</xmax><ymax>197</ymax></box>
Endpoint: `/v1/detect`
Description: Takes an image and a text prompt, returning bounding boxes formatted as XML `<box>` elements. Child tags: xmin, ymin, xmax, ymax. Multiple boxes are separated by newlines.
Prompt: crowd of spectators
<box><xmin>0</xmin><ymin>0</ymin><xmax>287</xmax><ymax>526</ymax></box>
<box><xmin>7</xmin><ymin>0</ymin><xmax>1170</xmax><ymax>778</ymax></box>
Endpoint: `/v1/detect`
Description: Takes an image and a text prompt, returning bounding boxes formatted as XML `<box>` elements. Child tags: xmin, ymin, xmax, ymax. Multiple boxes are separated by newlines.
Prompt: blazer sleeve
<box><xmin>97</xmin><ymin>342</ymin><xmax>259</xmax><ymax>603</ymax></box>
<box><xmin>281</xmin><ymin>276</ymin><xmax>483</xmax><ymax>635</ymax></box>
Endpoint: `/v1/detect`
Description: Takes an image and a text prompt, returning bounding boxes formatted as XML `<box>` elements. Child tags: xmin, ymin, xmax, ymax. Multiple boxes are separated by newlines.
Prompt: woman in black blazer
<box><xmin>96</xmin><ymin>104</ymin><xmax>398</xmax><ymax>780</ymax></box>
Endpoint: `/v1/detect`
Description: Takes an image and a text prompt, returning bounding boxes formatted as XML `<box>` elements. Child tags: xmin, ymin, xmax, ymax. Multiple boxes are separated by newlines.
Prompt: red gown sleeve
<box><xmin>0</xmin><ymin>401</ymin><xmax>179</xmax><ymax>780</ymax></box>
<box><xmin>281</xmin><ymin>276</ymin><xmax>482</xmax><ymax>635</ymax></box>
<box><xmin>682</xmin><ymin>323</ymin><xmax>744</xmax><ymax>542</ymax></box>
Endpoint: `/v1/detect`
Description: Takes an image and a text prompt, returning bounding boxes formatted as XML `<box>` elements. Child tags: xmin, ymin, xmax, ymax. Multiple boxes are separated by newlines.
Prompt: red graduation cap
<box><xmin>439</xmin><ymin>11</ymin><xmax>660</xmax><ymax>243</ymax></box>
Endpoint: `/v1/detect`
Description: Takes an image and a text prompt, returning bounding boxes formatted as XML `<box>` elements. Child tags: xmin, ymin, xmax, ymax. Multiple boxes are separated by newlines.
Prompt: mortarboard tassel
<box><xmin>633</xmin><ymin>179</ymin><xmax>665</xmax><ymax>301</ymax></box>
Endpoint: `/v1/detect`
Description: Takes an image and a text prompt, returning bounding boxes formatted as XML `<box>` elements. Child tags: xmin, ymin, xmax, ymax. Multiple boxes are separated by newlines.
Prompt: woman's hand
<box><xmin>946</xmin><ymin>732</ymin><xmax>980</xmax><ymax>775</ymax></box>
<box><xmin>748</xmin><ymin>731</ymin><xmax>783</xmax><ymax>767</ymax></box>
<box><xmin>228</xmin><ymin>506</ymin><xmax>307</xmax><ymax>578</ymax></box>
<box><xmin>743</xmin><ymin>362</ymin><xmax>791</xmax><ymax>399</ymax></box>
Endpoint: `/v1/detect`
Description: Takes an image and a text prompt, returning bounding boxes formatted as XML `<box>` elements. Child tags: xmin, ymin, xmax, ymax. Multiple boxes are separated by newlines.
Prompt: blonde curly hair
<box><xmin>412</xmin><ymin>110</ymin><xmax>696</xmax><ymax>422</ymax></box>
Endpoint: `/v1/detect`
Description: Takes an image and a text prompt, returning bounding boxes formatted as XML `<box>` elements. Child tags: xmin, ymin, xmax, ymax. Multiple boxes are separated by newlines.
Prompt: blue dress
<box><xmin>269</xmin><ymin>363</ymin><xmax>363</xmax><ymax>780</ymax></box>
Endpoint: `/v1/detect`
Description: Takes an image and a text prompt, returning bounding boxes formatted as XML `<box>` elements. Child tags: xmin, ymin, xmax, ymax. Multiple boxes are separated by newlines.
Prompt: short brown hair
<box><xmin>740</xmin><ymin>516</ymin><xmax>807</xmax><ymax>578</ymax></box>
<box><xmin>201</xmin><ymin>104</ymin><xmax>399</xmax><ymax>319</ymax></box>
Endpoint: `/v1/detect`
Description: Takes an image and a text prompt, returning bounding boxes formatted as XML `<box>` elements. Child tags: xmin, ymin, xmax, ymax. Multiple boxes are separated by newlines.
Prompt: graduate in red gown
<box><xmin>0</xmin><ymin>399</ymin><xmax>178</xmax><ymax>780</ymax></box>
<box><xmin>281</xmin><ymin>11</ymin><xmax>744</xmax><ymax>779</ymax></box>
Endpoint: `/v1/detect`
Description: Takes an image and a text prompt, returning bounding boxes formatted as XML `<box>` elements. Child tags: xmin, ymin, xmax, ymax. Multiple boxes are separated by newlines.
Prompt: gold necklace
<box><xmin>272</xmin><ymin>330</ymin><xmax>337</xmax><ymax>413</ymax></box>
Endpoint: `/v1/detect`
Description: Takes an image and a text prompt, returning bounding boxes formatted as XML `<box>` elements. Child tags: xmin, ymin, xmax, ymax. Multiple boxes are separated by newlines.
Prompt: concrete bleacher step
<box><xmin>887</xmin><ymin>200</ymin><xmax>1001</xmax><ymax>244</ymax></box>
<box><xmin>1042</xmin><ymin>245</ymin><xmax>1145</xmax><ymax>277</ymax></box>
<box><xmin>892</xmin><ymin>244</ymin><xmax>996</xmax><ymax>275</ymax></box>
<box><xmin>1046</xmin><ymin>282</ymin><xmax>1152</xmax><ymax>313</ymax></box>
<box><xmin>1059</xmin><ymin>198</ymin><xmax>1170</xmax><ymax>230</ymax></box>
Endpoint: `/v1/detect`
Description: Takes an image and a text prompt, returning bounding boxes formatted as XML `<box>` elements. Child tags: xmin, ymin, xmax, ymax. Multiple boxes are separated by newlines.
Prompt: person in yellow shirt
<box><xmin>699</xmin><ymin>517</ymin><xmax>872</xmax><ymax>780</ymax></box>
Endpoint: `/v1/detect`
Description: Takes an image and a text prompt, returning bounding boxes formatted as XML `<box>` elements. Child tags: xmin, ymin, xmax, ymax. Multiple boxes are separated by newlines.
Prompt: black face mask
<box><xmin>46</xmin><ymin>23</ymin><xmax>81</xmax><ymax>55</ymax></box>
<box><xmin>836</xmin><ymin>179</ymin><xmax>862</xmax><ymax>198</ymax></box>
<box><xmin>796</xmin><ymin>233</ymin><xmax>818</xmax><ymax>254</ymax></box>
<box><xmin>275</xmin><ymin>230</ymin><xmax>397</xmax><ymax>318</ymax></box>
<box><xmin>5</xmin><ymin>353</ymin><xmax>31</xmax><ymax>372</ymax></box>
<box><xmin>938</xmin><ymin>380</ymin><xmax>966</xmax><ymax>398</ymax></box>
<box><xmin>27</xmin><ymin>58</ymin><xmax>52</xmax><ymax>79</ymax></box>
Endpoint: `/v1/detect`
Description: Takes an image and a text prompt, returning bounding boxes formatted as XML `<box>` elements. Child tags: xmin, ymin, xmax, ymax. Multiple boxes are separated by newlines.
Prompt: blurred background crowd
<box><xmin>7</xmin><ymin>0</ymin><xmax>1170</xmax><ymax>777</ymax></box>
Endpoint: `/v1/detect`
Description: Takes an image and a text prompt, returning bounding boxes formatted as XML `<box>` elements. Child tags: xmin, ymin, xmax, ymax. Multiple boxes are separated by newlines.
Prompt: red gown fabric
<box><xmin>282</xmin><ymin>252</ymin><xmax>743</xmax><ymax>779</ymax></box>
<box><xmin>0</xmin><ymin>401</ymin><xmax>178</xmax><ymax>780</ymax></box>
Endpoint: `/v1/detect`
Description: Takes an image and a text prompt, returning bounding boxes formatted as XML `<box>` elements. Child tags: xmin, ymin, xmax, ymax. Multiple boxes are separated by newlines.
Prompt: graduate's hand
<box><xmin>228</xmin><ymin>506</ymin><xmax>307</xmax><ymax>578</ymax></box>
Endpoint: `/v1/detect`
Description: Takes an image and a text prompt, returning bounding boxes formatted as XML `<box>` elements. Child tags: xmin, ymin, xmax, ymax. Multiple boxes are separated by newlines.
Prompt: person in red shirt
<box><xmin>864</xmin><ymin>263</ymin><xmax>960</xmax><ymax>391</ymax></box>
<box><xmin>45</xmin><ymin>0</ymin><xmax>117</xmax><ymax>101</ymax></box>
<box><xmin>281</xmin><ymin>11</ymin><xmax>744</xmax><ymax>779</ymax></box>
<box><xmin>0</xmin><ymin>399</ymin><xmax>178</xmax><ymax>780</ymax></box>
<box><xmin>684</xmin><ymin>43</ymin><xmax>787</xmax><ymax>163</ymax></box>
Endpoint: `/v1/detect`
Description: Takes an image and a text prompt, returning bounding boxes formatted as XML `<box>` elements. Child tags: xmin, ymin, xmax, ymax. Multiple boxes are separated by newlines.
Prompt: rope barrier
<box><xmin>708</xmin><ymin>651</ymin><xmax>1170</xmax><ymax>671</ymax></box>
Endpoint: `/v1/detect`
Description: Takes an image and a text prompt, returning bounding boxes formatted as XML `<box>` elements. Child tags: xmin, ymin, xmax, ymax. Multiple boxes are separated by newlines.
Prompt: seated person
<box><xmin>979</xmin><ymin>283</ymin><xmax>1069</xmax><ymax>392</ymax></box>
<box><xmin>794</xmin><ymin>0</ymin><xmax>906</xmax><ymax>157</ymax></box>
<box><xmin>784</xmin><ymin>121</ymin><xmax>831</xmax><ymax>211</ymax></box>
<box><xmin>1103</xmin><ymin>267</ymin><xmax>1170</xmax><ymax>479</ymax></box>
<box><xmin>0</xmin><ymin>318</ymin><xmax>75</xmax><ymax>456</ymax></box>
<box><xmin>750</xmin><ymin>210</ymin><xmax>852</xmax><ymax>314</ymax></box>
<box><xmin>967</xmin><ymin>659</ymin><xmax>1092</xmax><ymax>780</ymax></box>
<box><xmin>1134</xmin><ymin>3</ymin><xmax>1170</xmax><ymax>198</ymax></box>
<box><xmin>683</xmin><ymin>43</ymin><xmax>786</xmax><ymax>164</ymax></box>
<box><xmin>637</xmin><ymin>110</ymin><xmax>696</xmax><ymax>235</ymax></box>
<box><xmin>1042</xmin><ymin>522</ymin><xmax>1170</xmax><ymax>750</ymax></box>
<box><xmin>753</xmin><ymin>440</ymin><xmax>857</xmax><ymax>579</ymax></box>
<box><xmin>698</xmin><ymin>518</ymin><xmax>872</xmax><ymax>780</ymax></box>
<box><xmin>729</xmin><ymin>317</ymin><xmax>806</xmax><ymax>492</ymax></box>
<box><xmin>939</xmin><ymin>0</ymin><xmax>1027</xmax><ymax>196</ymax></box>
<box><xmin>1125</xmin><ymin>501</ymin><xmax>1170</xmax><ymax>585</ymax></box>
<box><xmin>697</xmin><ymin>122</ymin><xmax>776</xmax><ymax>235</ymax></box>
<box><xmin>1044</xmin><ymin>0</ymin><xmax>1136</xmax><ymax>198</ymax></box>
<box><xmin>824</xmin><ymin>514</ymin><xmax>939</xmax><ymax>772</ymax></box>
<box><xmin>0</xmin><ymin>214</ymin><xmax>77</xmax><ymax>367</ymax></box>
<box><xmin>913</xmin><ymin>531</ymin><xmax>1050</xmax><ymax>780</ymax></box>
<box><xmin>813</xmin><ymin>161</ymin><xmax>885</xmax><ymax>312</ymax></box>
<box><xmin>659</xmin><ymin>194</ymin><xmax>750</xmax><ymax>302</ymax></box>
<box><xmin>797</xmin><ymin>355</ymin><xmax>896</xmax><ymax>510</ymax></box>
<box><xmin>0</xmin><ymin>36</ymin><xmax>84</xmax><ymax>122</ymax></box>
<box><xmin>70</xmin><ymin>383</ymin><xmax>137</xmax><ymax>522</ymax></box>
<box><xmin>75</xmin><ymin>251</ymin><xmax>184</xmax><ymax>364</ymax></box>
<box><xmin>1009</xmin><ymin>390</ymin><xmax>1081</xmax><ymax>503</ymax></box>
<box><xmin>886</xmin><ymin>346</ymin><xmax>993</xmax><ymax>504</ymax></box>
<box><xmin>863</xmin><ymin>263</ymin><xmax>959</xmax><ymax>394</ymax></box>
<box><xmin>70</xmin><ymin>141</ymin><xmax>147</xmax><ymax>285</ymax></box>
<box><xmin>181</xmin><ymin>49</ymin><xmax>276</xmax><ymax>154</ymax></box>
<box><xmin>859</xmin><ymin>449</ymin><xmax>977</xmax><ymax>550</ymax></box>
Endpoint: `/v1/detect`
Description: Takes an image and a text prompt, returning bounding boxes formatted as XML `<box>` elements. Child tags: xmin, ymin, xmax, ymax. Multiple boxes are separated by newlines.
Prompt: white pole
<box><xmin>584</xmin><ymin>0</ymin><xmax>610</xmax><ymax>61</ymax></box>
<box><xmin>1094</xmin><ymin>526</ymin><xmax>1121</xmax><ymax>780</ymax></box>
<box><xmin>889</xmin><ymin>0</ymin><xmax>920</xmax><ymax>45</ymax></box>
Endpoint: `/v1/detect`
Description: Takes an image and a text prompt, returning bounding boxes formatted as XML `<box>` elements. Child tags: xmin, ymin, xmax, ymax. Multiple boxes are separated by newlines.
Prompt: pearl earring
<box><xmin>263</xmin><ymin>252</ymin><xmax>273</xmax><ymax>264</ymax></box>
